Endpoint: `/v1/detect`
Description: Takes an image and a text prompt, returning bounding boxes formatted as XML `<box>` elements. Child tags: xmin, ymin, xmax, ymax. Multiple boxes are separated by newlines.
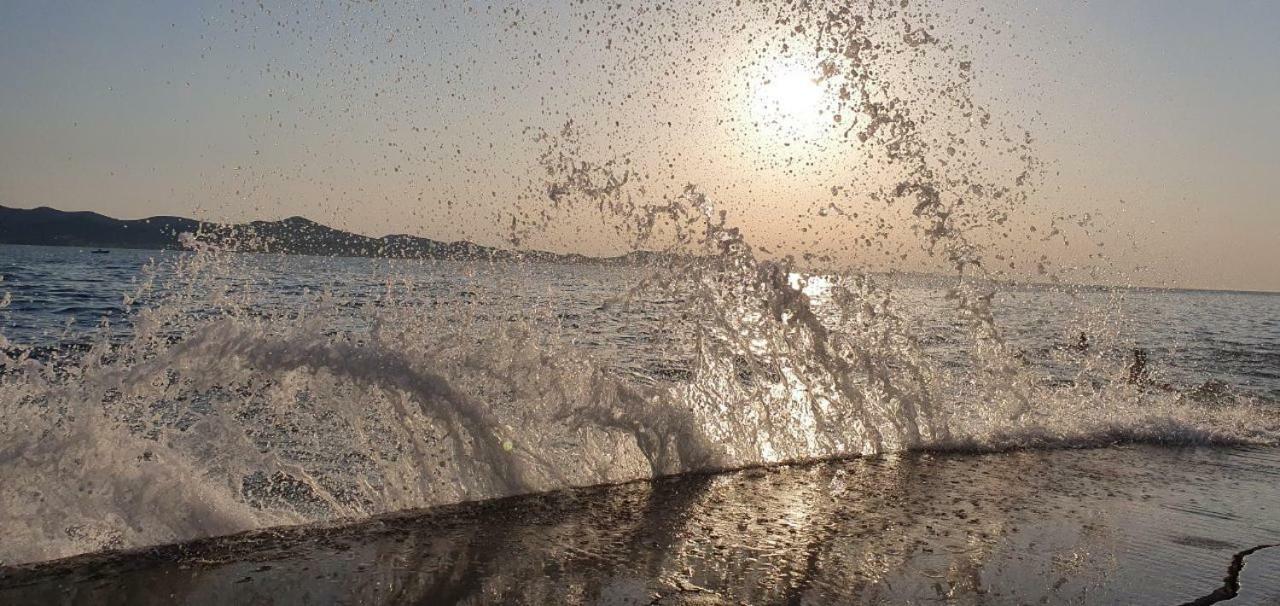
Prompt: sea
<box><xmin>0</xmin><ymin>239</ymin><xmax>1279</xmax><ymax>605</ymax></box>
<box><xmin>4</xmin><ymin>244</ymin><xmax>1277</xmax><ymax>401</ymax></box>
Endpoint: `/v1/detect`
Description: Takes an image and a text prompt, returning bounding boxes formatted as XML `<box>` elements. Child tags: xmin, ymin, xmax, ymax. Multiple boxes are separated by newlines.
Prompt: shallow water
<box><xmin>4</xmin><ymin>446</ymin><xmax>1278</xmax><ymax>605</ymax></box>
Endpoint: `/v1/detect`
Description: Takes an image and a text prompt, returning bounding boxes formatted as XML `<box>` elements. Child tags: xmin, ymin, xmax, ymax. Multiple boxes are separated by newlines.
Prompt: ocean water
<box><xmin>1</xmin><ymin>243</ymin><xmax>1277</xmax><ymax>569</ymax></box>
<box><xmin>4</xmin><ymin>245</ymin><xmax>1278</xmax><ymax>401</ymax></box>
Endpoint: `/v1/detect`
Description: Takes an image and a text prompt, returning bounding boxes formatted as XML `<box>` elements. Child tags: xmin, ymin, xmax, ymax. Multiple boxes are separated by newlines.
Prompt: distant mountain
<box><xmin>0</xmin><ymin>206</ymin><xmax>202</xmax><ymax>251</ymax></box>
<box><xmin>0</xmin><ymin>205</ymin><xmax>650</xmax><ymax>263</ymax></box>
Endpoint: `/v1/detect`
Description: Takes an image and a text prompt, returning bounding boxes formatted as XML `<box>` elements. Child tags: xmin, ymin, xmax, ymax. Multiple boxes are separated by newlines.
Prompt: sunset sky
<box><xmin>1</xmin><ymin>0</ymin><xmax>1277</xmax><ymax>291</ymax></box>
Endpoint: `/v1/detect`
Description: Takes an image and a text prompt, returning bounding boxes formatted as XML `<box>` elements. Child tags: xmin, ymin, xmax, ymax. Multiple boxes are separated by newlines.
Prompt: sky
<box><xmin>0</xmin><ymin>0</ymin><xmax>1277</xmax><ymax>292</ymax></box>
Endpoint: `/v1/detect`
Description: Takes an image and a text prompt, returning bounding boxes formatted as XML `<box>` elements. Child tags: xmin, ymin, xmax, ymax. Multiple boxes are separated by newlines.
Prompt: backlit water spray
<box><xmin>1</xmin><ymin>0</ymin><xmax>1276</xmax><ymax>567</ymax></box>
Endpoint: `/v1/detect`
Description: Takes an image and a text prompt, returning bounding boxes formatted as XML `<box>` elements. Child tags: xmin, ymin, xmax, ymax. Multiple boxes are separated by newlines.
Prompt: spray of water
<box><xmin>2</xmin><ymin>0</ymin><xmax>1277</xmax><ymax>567</ymax></box>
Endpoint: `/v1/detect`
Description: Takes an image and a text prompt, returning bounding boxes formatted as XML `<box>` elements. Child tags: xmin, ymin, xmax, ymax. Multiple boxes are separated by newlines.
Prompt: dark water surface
<box><xmin>3</xmin><ymin>446</ymin><xmax>1278</xmax><ymax>605</ymax></box>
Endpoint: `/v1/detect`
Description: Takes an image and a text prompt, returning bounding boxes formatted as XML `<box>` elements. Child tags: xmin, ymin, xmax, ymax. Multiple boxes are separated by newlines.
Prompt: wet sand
<box><xmin>3</xmin><ymin>446</ymin><xmax>1278</xmax><ymax>605</ymax></box>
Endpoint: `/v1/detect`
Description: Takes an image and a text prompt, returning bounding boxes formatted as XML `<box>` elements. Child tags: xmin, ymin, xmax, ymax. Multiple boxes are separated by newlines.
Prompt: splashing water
<box><xmin>2</xmin><ymin>0</ymin><xmax>1278</xmax><ymax>567</ymax></box>
<box><xmin>3</xmin><ymin>216</ymin><xmax>1276</xmax><ymax>566</ymax></box>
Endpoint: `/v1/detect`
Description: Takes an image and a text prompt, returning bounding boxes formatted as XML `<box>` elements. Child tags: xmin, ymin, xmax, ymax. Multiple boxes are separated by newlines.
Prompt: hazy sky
<box><xmin>0</xmin><ymin>1</ymin><xmax>1276</xmax><ymax>291</ymax></box>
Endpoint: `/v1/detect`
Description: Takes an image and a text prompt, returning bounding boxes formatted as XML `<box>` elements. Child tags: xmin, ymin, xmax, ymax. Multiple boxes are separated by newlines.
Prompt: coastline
<box><xmin>4</xmin><ymin>445</ymin><xmax>1278</xmax><ymax>604</ymax></box>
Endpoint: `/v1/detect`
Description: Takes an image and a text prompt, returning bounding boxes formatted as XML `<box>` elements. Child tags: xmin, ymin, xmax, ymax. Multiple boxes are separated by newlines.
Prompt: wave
<box><xmin>2</xmin><ymin>239</ymin><xmax>1277</xmax><ymax>567</ymax></box>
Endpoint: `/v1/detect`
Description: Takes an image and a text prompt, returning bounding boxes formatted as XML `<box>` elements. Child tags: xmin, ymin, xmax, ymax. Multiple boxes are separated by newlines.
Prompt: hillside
<box><xmin>0</xmin><ymin>205</ymin><xmax>622</xmax><ymax>262</ymax></box>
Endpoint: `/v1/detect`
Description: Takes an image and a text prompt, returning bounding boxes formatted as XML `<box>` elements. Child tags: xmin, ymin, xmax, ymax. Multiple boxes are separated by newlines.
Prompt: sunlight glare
<box><xmin>765</xmin><ymin>67</ymin><xmax>822</xmax><ymax>119</ymax></box>
<box><xmin>750</xmin><ymin>62</ymin><xmax>829</xmax><ymax>144</ymax></box>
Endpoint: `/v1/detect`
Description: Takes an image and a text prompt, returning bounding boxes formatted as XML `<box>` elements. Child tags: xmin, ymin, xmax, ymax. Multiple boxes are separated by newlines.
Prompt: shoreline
<box><xmin>4</xmin><ymin>445</ymin><xmax>1278</xmax><ymax>604</ymax></box>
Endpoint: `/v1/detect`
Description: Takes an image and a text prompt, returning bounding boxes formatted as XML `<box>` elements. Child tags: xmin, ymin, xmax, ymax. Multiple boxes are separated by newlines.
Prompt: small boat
<box><xmin>90</xmin><ymin>249</ymin><xmax>110</xmax><ymax>254</ymax></box>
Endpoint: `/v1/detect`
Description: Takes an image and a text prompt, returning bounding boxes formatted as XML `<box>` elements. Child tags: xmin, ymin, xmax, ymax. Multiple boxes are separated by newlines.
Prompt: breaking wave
<box><xmin>3</xmin><ymin>226</ymin><xmax>1276</xmax><ymax>566</ymax></box>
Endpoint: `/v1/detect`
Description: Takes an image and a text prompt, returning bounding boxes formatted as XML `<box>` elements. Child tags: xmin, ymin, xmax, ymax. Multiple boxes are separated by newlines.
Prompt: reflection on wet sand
<box><xmin>4</xmin><ymin>446</ymin><xmax>1279</xmax><ymax>605</ymax></box>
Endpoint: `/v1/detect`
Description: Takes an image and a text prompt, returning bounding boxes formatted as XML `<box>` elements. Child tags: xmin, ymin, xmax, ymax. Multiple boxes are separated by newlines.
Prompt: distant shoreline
<box><xmin>2</xmin><ymin>206</ymin><xmax>1275</xmax><ymax>295</ymax></box>
<box><xmin>0</xmin><ymin>205</ymin><xmax>663</xmax><ymax>266</ymax></box>
<box><xmin>0</xmin><ymin>241</ymin><xmax>647</xmax><ymax>267</ymax></box>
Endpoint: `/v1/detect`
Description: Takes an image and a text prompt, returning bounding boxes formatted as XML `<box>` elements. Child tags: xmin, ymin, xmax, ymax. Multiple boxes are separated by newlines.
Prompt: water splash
<box><xmin>2</xmin><ymin>0</ymin><xmax>1277</xmax><ymax>568</ymax></box>
<box><xmin>4</xmin><ymin>213</ymin><xmax>1276</xmax><ymax>567</ymax></box>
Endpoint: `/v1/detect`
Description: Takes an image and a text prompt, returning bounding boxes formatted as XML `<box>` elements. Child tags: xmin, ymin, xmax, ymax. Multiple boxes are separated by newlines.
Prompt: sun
<box><xmin>763</xmin><ymin>67</ymin><xmax>822</xmax><ymax>119</ymax></box>
<box><xmin>749</xmin><ymin>62</ymin><xmax>829</xmax><ymax>142</ymax></box>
